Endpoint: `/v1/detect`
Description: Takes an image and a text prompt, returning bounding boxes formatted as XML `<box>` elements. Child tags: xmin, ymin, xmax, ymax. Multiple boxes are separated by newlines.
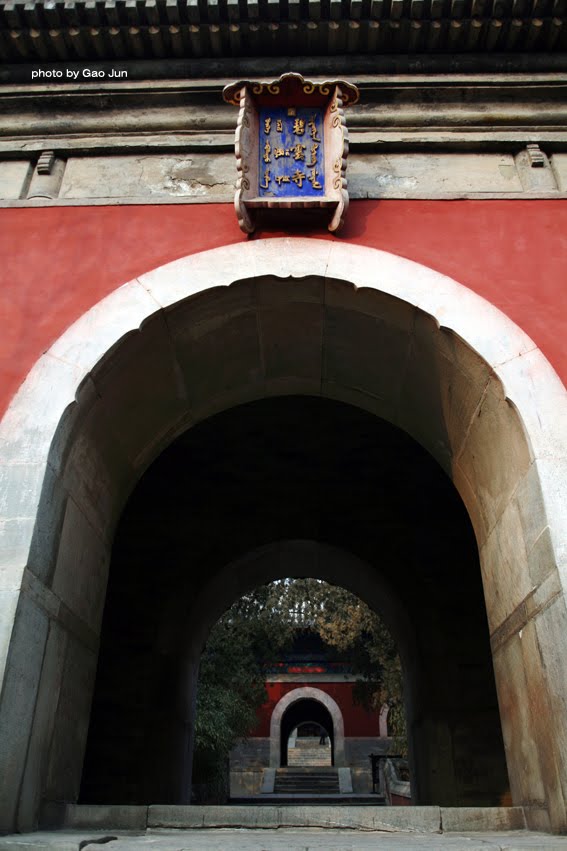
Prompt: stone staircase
<box><xmin>287</xmin><ymin>737</ymin><xmax>332</xmax><ymax>767</ymax></box>
<box><xmin>274</xmin><ymin>767</ymin><xmax>340</xmax><ymax>794</ymax></box>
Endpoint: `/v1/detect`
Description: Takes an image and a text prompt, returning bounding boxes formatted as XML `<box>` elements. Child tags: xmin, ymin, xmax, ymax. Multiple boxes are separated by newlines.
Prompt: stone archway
<box><xmin>270</xmin><ymin>687</ymin><xmax>346</xmax><ymax>768</ymax></box>
<box><xmin>0</xmin><ymin>238</ymin><xmax>565</xmax><ymax>832</ymax></box>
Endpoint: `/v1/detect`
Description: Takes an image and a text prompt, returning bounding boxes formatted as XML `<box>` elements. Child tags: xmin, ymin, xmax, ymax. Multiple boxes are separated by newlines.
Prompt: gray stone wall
<box><xmin>1</xmin><ymin>150</ymin><xmax>565</xmax><ymax>205</ymax></box>
<box><xmin>229</xmin><ymin>739</ymin><xmax>270</xmax><ymax>772</ymax></box>
<box><xmin>1</xmin><ymin>73</ymin><xmax>566</xmax><ymax>205</ymax></box>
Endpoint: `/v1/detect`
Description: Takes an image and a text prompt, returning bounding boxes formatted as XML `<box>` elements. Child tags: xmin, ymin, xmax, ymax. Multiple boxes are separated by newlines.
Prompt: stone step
<box><xmin>235</xmin><ymin>795</ymin><xmax>386</xmax><ymax>805</ymax></box>
<box><xmin>278</xmin><ymin>773</ymin><xmax>338</xmax><ymax>778</ymax></box>
<box><xmin>276</xmin><ymin>780</ymin><xmax>338</xmax><ymax>784</ymax></box>
<box><xmin>276</xmin><ymin>769</ymin><xmax>338</xmax><ymax>775</ymax></box>
<box><xmin>274</xmin><ymin>783</ymin><xmax>340</xmax><ymax>798</ymax></box>
<box><xmin>276</xmin><ymin>778</ymin><xmax>339</xmax><ymax>784</ymax></box>
<box><xmin>275</xmin><ymin>790</ymin><xmax>340</xmax><ymax>796</ymax></box>
<box><xmin>276</xmin><ymin>770</ymin><xmax>337</xmax><ymax>775</ymax></box>
<box><xmin>274</xmin><ymin>768</ymin><xmax>340</xmax><ymax>794</ymax></box>
<box><xmin>277</xmin><ymin>771</ymin><xmax>337</xmax><ymax>782</ymax></box>
<box><xmin>61</xmin><ymin>804</ymin><xmax>531</xmax><ymax>832</ymax></box>
<box><xmin>287</xmin><ymin>749</ymin><xmax>331</xmax><ymax>762</ymax></box>
<box><xmin>288</xmin><ymin>743</ymin><xmax>332</xmax><ymax>767</ymax></box>
<box><xmin>288</xmin><ymin>753</ymin><xmax>330</xmax><ymax>759</ymax></box>
<box><xmin>275</xmin><ymin>783</ymin><xmax>339</xmax><ymax>787</ymax></box>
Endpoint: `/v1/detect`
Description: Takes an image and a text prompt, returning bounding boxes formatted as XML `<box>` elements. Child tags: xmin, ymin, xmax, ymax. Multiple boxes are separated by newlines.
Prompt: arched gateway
<box><xmin>0</xmin><ymin>239</ymin><xmax>565</xmax><ymax>833</ymax></box>
<box><xmin>269</xmin><ymin>687</ymin><xmax>346</xmax><ymax>769</ymax></box>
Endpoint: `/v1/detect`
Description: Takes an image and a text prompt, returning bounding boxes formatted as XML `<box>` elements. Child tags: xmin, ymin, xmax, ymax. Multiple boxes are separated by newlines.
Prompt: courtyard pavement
<box><xmin>3</xmin><ymin>829</ymin><xmax>567</xmax><ymax>851</ymax></box>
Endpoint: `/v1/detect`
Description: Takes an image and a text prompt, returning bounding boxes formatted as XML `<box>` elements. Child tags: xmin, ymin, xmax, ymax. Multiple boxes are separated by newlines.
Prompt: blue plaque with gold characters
<box><xmin>259</xmin><ymin>107</ymin><xmax>324</xmax><ymax>198</ymax></box>
<box><xmin>223</xmin><ymin>73</ymin><xmax>359</xmax><ymax>234</ymax></box>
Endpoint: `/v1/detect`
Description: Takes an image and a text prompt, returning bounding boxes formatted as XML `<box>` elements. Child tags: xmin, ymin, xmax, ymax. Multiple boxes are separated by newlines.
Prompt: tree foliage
<box><xmin>192</xmin><ymin>582</ymin><xmax>295</xmax><ymax>794</ymax></box>
<box><xmin>193</xmin><ymin>578</ymin><xmax>406</xmax><ymax>794</ymax></box>
<box><xmin>265</xmin><ymin>579</ymin><xmax>406</xmax><ymax>744</ymax></box>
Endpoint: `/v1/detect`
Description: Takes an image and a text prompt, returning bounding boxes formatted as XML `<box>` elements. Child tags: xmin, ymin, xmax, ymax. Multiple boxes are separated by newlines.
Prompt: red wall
<box><xmin>251</xmin><ymin>681</ymin><xmax>381</xmax><ymax>737</ymax></box>
<box><xmin>1</xmin><ymin>200</ymin><xmax>566</xmax><ymax>419</ymax></box>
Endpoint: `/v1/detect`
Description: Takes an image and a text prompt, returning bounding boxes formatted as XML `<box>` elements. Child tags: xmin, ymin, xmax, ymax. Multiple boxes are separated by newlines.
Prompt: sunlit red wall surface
<box><xmin>251</xmin><ymin>681</ymin><xmax>381</xmax><ymax>737</ymax></box>
<box><xmin>1</xmin><ymin>199</ymin><xmax>566</xmax><ymax>418</ymax></box>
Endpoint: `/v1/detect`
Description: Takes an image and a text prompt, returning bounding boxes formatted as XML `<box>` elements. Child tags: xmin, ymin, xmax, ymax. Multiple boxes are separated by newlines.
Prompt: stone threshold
<box><xmin>0</xmin><ymin>806</ymin><xmax>562</xmax><ymax>851</ymax></box>
<box><xmin>56</xmin><ymin>803</ymin><xmax>529</xmax><ymax>832</ymax></box>
<box><xmin>3</xmin><ymin>828</ymin><xmax>567</xmax><ymax>851</ymax></box>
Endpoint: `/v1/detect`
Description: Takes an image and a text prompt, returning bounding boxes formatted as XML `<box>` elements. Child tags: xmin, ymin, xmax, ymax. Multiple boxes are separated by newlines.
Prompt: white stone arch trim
<box><xmin>0</xmin><ymin>237</ymin><xmax>565</xmax><ymax>831</ymax></box>
<box><xmin>269</xmin><ymin>686</ymin><xmax>346</xmax><ymax>768</ymax></box>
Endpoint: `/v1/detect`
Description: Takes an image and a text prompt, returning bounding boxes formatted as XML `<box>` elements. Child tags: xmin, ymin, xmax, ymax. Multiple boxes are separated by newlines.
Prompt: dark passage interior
<box><xmin>80</xmin><ymin>395</ymin><xmax>509</xmax><ymax>807</ymax></box>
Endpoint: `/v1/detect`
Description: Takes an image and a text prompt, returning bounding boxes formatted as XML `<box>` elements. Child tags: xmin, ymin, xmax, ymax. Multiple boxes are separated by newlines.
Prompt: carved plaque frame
<box><xmin>223</xmin><ymin>73</ymin><xmax>359</xmax><ymax>234</ymax></box>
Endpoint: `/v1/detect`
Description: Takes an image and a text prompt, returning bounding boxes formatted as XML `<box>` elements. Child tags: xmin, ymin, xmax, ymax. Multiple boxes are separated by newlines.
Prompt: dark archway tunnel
<box><xmin>280</xmin><ymin>700</ymin><xmax>335</xmax><ymax>767</ymax></box>
<box><xmin>79</xmin><ymin>395</ymin><xmax>509</xmax><ymax>808</ymax></box>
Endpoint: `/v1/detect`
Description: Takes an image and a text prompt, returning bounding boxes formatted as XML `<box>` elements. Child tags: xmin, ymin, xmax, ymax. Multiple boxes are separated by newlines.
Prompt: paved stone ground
<box><xmin>3</xmin><ymin>829</ymin><xmax>567</xmax><ymax>851</ymax></box>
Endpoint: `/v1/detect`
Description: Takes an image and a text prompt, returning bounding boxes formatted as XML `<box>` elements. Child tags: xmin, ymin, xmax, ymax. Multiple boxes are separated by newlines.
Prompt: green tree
<box><xmin>192</xmin><ymin>583</ymin><xmax>295</xmax><ymax>797</ymax></box>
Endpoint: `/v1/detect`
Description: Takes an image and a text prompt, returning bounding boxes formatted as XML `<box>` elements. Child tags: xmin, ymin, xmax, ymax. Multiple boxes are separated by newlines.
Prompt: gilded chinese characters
<box><xmin>259</xmin><ymin>107</ymin><xmax>325</xmax><ymax>197</ymax></box>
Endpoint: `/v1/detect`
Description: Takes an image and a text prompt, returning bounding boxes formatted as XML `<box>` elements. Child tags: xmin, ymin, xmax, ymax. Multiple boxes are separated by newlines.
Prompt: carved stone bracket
<box><xmin>36</xmin><ymin>151</ymin><xmax>55</xmax><ymax>175</ymax></box>
<box><xmin>233</xmin><ymin>85</ymin><xmax>257</xmax><ymax>234</ymax></box>
<box><xmin>223</xmin><ymin>72</ymin><xmax>359</xmax><ymax>235</ymax></box>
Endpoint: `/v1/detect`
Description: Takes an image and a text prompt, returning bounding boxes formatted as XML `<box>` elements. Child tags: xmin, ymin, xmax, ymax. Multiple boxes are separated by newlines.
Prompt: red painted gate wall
<box><xmin>252</xmin><ymin>681</ymin><xmax>381</xmax><ymax>737</ymax></box>
<box><xmin>1</xmin><ymin>199</ymin><xmax>566</xmax><ymax>419</ymax></box>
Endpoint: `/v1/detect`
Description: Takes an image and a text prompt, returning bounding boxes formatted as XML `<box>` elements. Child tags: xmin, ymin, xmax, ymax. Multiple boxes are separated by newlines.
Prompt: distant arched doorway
<box><xmin>280</xmin><ymin>699</ymin><xmax>334</xmax><ymax>767</ymax></box>
<box><xmin>269</xmin><ymin>687</ymin><xmax>345</xmax><ymax>768</ymax></box>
